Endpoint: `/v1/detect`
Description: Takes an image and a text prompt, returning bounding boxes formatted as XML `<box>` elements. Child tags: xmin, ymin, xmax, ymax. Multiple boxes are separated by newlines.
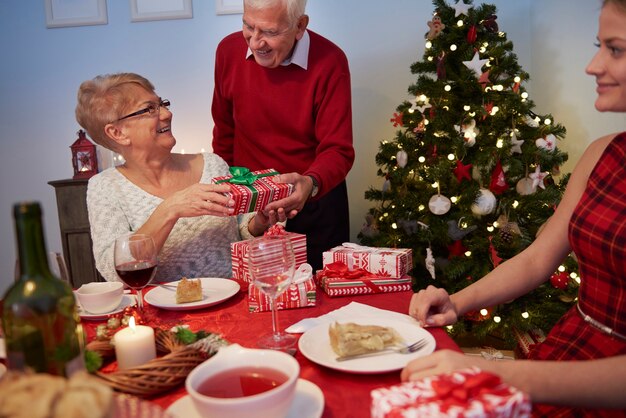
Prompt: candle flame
<box><xmin>129</xmin><ymin>316</ymin><xmax>136</xmax><ymax>331</ymax></box>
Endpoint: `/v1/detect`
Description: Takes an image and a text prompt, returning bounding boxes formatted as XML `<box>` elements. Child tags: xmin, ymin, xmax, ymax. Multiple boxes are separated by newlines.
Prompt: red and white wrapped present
<box><xmin>316</xmin><ymin>261</ymin><xmax>412</xmax><ymax>297</ymax></box>
<box><xmin>513</xmin><ymin>328</ymin><xmax>546</xmax><ymax>359</ymax></box>
<box><xmin>248</xmin><ymin>265</ymin><xmax>316</xmax><ymax>313</ymax></box>
<box><xmin>212</xmin><ymin>167</ymin><xmax>293</xmax><ymax>215</ymax></box>
<box><xmin>231</xmin><ymin>225</ymin><xmax>307</xmax><ymax>283</ymax></box>
<box><xmin>371</xmin><ymin>367</ymin><xmax>531</xmax><ymax>418</ymax></box>
<box><xmin>323</xmin><ymin>243</ymin><xmax>412</xmax><ymax>278</ymax></box>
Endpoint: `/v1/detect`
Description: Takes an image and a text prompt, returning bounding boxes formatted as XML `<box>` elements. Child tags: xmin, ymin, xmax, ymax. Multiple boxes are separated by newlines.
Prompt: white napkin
<box><xmin>285</xmin><ymin>301</ymin><xmax>417</xmax><ymax>334</ymax></box>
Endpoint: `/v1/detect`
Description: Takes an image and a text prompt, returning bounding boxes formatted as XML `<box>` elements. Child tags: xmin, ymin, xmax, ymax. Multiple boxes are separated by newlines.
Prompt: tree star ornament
<box><xmin>509</xmin><ymin>131</ymin><xmax>524</xmax><ymax>154</ymax></box>
<box><xmin>410</xmin><ymin>95</ymin><xmax>431</xmax><ymax>114</ymax></box>
<box><xmin>478</xmin><ymin>70</ymin><xmax>491</xmax><ymax>89</ymax></box>
<box><xmin>429</xmin><ymin>194</ymin><xmax>452</xmax><ymax>215</ymax></box>
<box><xmin>453</xmin><ymin>159</ymin><xmax>473</xmax><ymax>183</ymax></box>
<box><xmin>454</xmin><ymin>1</ymin><xmax>471</xmax><ymax>17</ymax></box>
<box><xmin>463</xmin><ymin>51</ymin><xmax>489</xmax><ymax>79</ymax></box>
<box><xmin>529</xmin><ymin>165</ymin><xmax>548</xmax><ymax>189</ymax></box>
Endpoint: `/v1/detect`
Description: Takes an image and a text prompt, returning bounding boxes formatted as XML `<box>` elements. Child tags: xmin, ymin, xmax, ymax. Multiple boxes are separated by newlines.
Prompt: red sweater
<box><xmin>211</xmin><ymin>30</ymin><xmax>355</xmax><ymax>197</ymax></box>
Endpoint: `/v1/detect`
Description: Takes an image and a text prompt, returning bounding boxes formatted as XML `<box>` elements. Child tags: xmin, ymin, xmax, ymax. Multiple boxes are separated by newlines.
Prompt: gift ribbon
<box><xmin>264</xmin><ymin>224</ymin><xmax>287</xmax><ymax>236</ymax></box>
<box><xmin>317</xmin><ymin>261</ymin><xmax>376</xmax><ymax>280</ymax></box>
<box><xmin>317</xmin><ymin>262</ymin><xmax>385</xmax><ymax>293</ymax></box>
<box><xmin>431</xmin><ymin>370</ymin><xmax>512</xmax><ymax>412</ymax></box>
<box><xmin>216</xmin><ymin>167</ymin><xmax>277</xmax><ymax>186</ymax></box>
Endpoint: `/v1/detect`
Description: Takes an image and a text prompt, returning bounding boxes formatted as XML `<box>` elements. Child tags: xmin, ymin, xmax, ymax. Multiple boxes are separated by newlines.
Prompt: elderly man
<box><xmin>211</xmin><ymin>0</ymin><xmax>354</xmax><ymax>270</ymax></box>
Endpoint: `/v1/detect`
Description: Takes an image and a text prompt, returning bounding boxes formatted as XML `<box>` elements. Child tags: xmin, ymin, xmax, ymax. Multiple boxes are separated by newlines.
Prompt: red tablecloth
<box><xmin>84</xmin><ymin>286</ymin><xmax>461</xmax><ymax>418</ymax></box>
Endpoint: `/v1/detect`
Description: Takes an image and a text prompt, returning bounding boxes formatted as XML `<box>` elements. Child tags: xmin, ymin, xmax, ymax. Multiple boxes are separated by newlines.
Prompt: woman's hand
<box><xmin>400</xmin><ymin>349</ymin><xmax>489</xmax><ymax>382</ymax></box>
<box><xmin>165</xmin><ymin>183</ymin><xmax>235</xmax><ymax>218</ymax></box>
<box><xmin>409</xmin><ymin>285</ymin><xmax>459</xmax><ymax>327</ymax></box>
<box><xmin>248</xmin><ymin>208</ymin><xmax>288</xmax><ymax>236</ymax></box>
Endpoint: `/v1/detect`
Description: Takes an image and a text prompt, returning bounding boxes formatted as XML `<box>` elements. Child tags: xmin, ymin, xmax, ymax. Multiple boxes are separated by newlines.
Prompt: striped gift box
<box><xmin>317</xmin><ymin>273</ymin><xmax>412</xmax><ymax>297</ymax></box>
<box><xmin>212</xmin><ymin>168</ymin><xmax>293</xmax><ymax>215</ymax></box>
<box><xmin>248</xmin><ymin>277</ymin><xmax>316</xmax><ymax>313</ymax></box>
<box><xmin>323</xmin><ymin>243</ymin><xmax>413</xmax><ymax>279</ymax></box>
<box><xmin>231</xmin><ymin>233</ymin><xmax>307</xmax><ymax>283</ymax></box>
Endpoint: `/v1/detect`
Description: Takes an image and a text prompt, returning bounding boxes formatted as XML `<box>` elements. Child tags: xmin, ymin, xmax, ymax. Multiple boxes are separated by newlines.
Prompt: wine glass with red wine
<box><xmin>114</xmin><ymin>233</ymin><xmax>157</xmax><ymax>311</ymax></box>
<box><xmin>248</xmin><ymin>235</ymin><xmax>297</xmax><ymax>350</ymax></box>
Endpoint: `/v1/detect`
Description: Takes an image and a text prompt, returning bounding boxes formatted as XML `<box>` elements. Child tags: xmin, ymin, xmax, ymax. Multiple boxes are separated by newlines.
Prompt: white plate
<box><xmin>166</xmin><ymin>379</ymin><xmax>324</xmax><ymax>418</ymax></box>
<box><xmin>144</xmin><ymin>278</ymin><xmax>240</xmax><ymax>311</ymax></box>
<box><xmin>298</xmin><ymin>318</ymin><xmax>436</xmax><ymax>374</ymax></box>
<box><xmin>77</xmin><ymin>294</ymin><xmax>135</xmax><ymax>320</ymax></box>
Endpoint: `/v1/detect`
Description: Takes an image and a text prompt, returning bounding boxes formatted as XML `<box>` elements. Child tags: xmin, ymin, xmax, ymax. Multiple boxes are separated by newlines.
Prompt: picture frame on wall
<box><xmin>130</xmin><ymin>0</ymin><xmax>193</xmax><ymax>22</ymax></box>
<box><xmin>216</xmin><ymin>0</ymin><xmax>243</xmax><ymax>15</ymax></box>
<box><xmin>45</xmin><ymin>0</ymin><xmax>108</xmax><ymax>28</ymax></box>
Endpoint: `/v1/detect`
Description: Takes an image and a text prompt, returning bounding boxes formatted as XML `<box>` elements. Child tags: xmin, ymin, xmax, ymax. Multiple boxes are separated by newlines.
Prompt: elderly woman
<box><xmin>76</xmin><ymin>72</ymin><xmax>282</xmax><ymax>282</ymax></box>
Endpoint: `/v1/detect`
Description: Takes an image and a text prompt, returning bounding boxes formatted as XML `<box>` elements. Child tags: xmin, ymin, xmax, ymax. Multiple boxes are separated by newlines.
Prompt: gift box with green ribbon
<box><xmin>212</xmin><ymin>167</ymin><xmax>293</xmax><ymax>215</ymax></box>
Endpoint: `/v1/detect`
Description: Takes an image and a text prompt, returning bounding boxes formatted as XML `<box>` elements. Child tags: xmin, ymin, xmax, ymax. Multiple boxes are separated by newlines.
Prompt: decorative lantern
<box><xmin>71</xmin><ymin>129</ymin><xmax>98</xmax><ymax>179</ymax></box>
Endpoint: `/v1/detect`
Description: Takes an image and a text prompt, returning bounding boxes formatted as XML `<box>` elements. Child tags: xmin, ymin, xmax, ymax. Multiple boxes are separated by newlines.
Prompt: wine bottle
<box><xmin>1</xmin><ymin>202</ymin><xmax>84</xmax><ymax>376</ymax></box>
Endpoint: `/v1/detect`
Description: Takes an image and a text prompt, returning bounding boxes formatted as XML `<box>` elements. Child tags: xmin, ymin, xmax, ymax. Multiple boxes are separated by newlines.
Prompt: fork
<box><xmin>335</xmin><ymin>339</ymin><xmax>428</xmax><ymax>362</ymax></box>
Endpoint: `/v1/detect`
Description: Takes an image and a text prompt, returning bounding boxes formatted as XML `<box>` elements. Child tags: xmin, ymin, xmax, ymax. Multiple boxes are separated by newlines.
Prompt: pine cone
<box><xmin>500</xmin><ymin>224</ymin><xmax>514</xmax><ymax>244</ymax></box>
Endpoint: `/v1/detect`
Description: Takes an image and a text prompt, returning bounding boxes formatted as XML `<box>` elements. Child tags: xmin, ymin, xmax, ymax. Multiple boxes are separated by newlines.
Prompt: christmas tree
<box><xmin>359</xmin><ymin>0</ymin><xmax>579</xmax><ymax>345</ymax></box>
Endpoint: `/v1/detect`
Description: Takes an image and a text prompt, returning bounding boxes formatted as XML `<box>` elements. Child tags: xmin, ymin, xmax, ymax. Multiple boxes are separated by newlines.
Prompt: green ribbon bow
<box><xmin>216</xmin><ymin>167</ymin><xmax>277</xmax><ymax>185</ymax></box>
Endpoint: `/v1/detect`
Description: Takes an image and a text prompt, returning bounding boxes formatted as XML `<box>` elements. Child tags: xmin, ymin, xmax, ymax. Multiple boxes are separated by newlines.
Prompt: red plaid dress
<box><xmin>530</xmin><ymin>133</ymin><xmax>626</xmax><ymax>417</ymax></box>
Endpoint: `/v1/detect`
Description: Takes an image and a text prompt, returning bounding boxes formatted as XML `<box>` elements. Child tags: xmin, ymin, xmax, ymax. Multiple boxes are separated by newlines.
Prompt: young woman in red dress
<box><xmin>402</xmin><ymin>1</ymin><xmax>626</xmax><ymax>416</ymax></box>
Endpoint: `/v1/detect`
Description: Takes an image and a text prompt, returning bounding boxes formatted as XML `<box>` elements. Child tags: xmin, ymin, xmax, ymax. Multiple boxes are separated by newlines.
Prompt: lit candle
<box><xmin>113</xmin><ymin>317</ymin><xmax>156</xmax><ymax>370</ymax></box>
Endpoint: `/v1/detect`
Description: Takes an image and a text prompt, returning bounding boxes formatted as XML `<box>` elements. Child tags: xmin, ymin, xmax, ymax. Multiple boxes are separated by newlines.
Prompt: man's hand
<box><xmin>264</xmin><ymin>172</ymin><xmax>314</xmax><ymax>219</ymax></box>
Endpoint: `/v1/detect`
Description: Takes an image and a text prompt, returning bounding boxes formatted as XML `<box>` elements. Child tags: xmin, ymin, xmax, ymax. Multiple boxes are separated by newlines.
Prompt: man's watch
<box><xmin>308</xmin><ymin>176</ymin><xmax>319</xmax><ymax>199</ymax></box>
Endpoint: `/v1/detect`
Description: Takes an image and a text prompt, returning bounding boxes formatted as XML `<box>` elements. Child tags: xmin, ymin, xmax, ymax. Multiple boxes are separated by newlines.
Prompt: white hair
<box><xmin>244</xmin><ymin>0</ymin><xmax>307</xmax><ymax>26</ymax></box>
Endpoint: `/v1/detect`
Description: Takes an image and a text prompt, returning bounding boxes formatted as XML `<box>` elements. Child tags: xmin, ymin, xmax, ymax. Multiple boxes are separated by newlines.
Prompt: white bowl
<box><xmin>74</xmin><ymin>282</ymin><xmax>124</xmax><ymax>314</ymax></box>
<box><xmin>186</xmin><ymin>344</ymin><xmax>299</xmax><ymax>418</ymax></box>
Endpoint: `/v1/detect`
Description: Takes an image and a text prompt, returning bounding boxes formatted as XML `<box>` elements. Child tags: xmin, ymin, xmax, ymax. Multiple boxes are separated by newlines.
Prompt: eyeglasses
<box><xmin>115</xmin><ymin>98</ymin><xmax>170</xmax><ymax>122</ymax></box>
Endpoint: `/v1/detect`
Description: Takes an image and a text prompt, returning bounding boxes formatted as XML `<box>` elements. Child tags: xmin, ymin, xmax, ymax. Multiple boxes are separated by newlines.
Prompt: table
<box><xmin>84</xmin><ymin>287</ymin><xmax>461</xmax><ymax>418</ymax></box>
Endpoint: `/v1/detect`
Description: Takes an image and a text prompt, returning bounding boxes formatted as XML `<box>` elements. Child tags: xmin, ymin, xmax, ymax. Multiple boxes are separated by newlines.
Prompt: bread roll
<box><xmin>0</xmin><ymin>371</ymin><xmax>113</xmax><ymax>418</ymax></box>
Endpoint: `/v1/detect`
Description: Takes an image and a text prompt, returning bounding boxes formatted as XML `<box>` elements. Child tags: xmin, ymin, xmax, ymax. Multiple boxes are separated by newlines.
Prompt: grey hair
<box><xmin>244</xmin><ymin>0</ymin><xmax>307</xmax><ymax>26</ymax></box>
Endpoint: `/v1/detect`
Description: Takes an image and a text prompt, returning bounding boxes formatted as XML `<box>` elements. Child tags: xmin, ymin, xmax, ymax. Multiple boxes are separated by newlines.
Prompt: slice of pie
<box><xmin>329</xmin><ymin>322</ymin><xmax>403</xmax><ymax>357</ymax></box>
<box><xmin>175</xmin><ymin>277</ymin><xmax>203</xmax><ymax>304</ymax></box>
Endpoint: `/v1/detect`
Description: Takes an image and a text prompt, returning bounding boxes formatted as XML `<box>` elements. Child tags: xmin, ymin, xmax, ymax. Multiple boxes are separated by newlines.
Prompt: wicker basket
<box><xmin>86</xmin><ymin>328</ymin><xmax>228</xmax><ymax>397</ymax></box>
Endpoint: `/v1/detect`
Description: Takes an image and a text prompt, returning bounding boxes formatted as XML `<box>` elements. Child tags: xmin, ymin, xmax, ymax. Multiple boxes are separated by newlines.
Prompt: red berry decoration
<box><xmin>550</xmin><ymin>272</ymin><xmax>569</xmax><ymax>290</ymax></box>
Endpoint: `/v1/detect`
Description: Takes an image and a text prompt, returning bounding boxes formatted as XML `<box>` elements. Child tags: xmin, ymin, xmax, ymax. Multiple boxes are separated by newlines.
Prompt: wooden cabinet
<box><xmin>49</xmin><ymin>179</ymin><xmax>102</xmax><ymax>287</ymax></box>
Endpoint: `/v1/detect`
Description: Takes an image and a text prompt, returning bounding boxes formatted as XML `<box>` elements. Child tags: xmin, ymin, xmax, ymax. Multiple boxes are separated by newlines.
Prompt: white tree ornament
<box><xmin>471</xmin><ymin>188</ymin><xmax>497</xmax><ymax>215</ymax></box>
<box><xmin>429</xmin><ymin>194</ymin><xmax>452</xmax><ymax>215</ymax></box>
<box><xmin>396</xmin><ymin>150</ymin><xmax>408</xmax><ymax>168</ymax></box>
<box><xmin>463</xmin><ymin>52</ymin><xmax>489</xmax><ymax>78</ymax></box>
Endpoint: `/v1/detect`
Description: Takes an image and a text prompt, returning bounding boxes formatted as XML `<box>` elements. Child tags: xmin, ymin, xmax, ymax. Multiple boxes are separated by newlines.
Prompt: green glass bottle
<box><xmin>1</xmin><ymin>202</ymin><xmax>84</xmax><ymax>376</ymax></box>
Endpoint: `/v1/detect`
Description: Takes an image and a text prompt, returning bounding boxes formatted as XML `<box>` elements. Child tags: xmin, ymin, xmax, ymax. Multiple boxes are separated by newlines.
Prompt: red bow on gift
<box><xmin>264</xmin><ymin>224</ymin><xmax>287</xmax><ymax>236</ymax></box>
<box><xmin>317</xmin><ymin>261</ymin><xmax>376</xmax><ymax>280</ymax></box>
<box><xmin>431</xmin><ymin>370</ymin><xmax>511</xmax><ymax>412</ymax></box>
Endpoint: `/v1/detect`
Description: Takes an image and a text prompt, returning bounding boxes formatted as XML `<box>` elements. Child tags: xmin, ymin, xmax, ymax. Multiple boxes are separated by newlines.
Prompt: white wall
<box><xmin>1</xmin><ymin>0</ymin><xmax>621</xmax><ymax>295</ymax></box>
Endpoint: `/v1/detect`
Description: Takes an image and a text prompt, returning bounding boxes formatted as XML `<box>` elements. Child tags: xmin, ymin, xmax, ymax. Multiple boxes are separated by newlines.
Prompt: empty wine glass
<box><xmin>248</xmin><ymin>235</ymin><xmax>297</xmax><ymax>350</ymax></box>
<box><xmin>114</xmin><ymin>234</ymin><xmax>158</xmax><ymax>311</ymax></box>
